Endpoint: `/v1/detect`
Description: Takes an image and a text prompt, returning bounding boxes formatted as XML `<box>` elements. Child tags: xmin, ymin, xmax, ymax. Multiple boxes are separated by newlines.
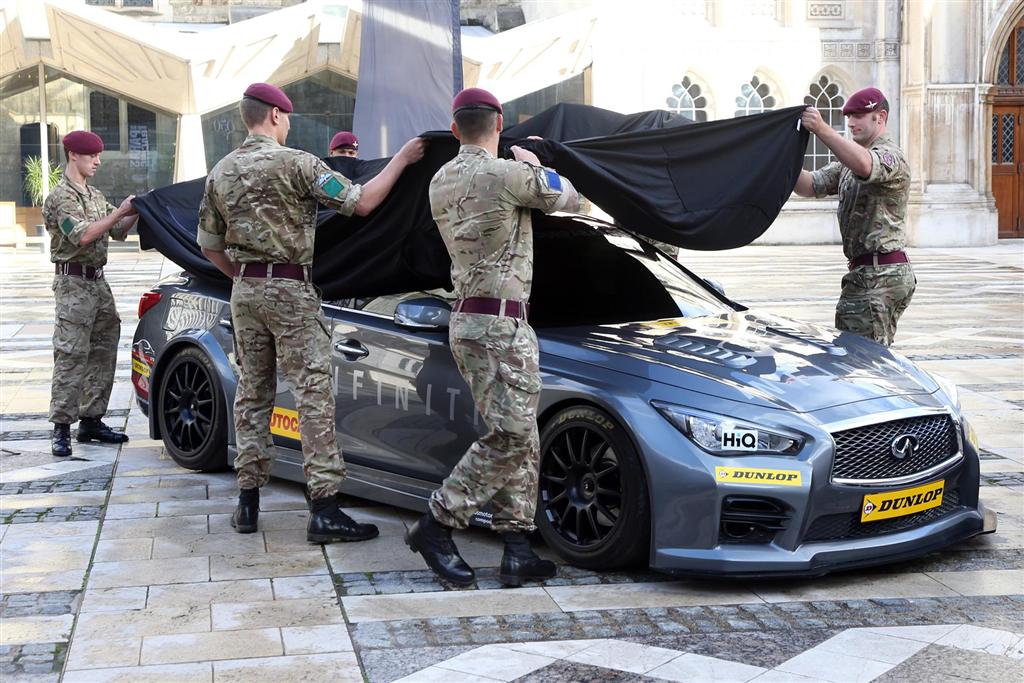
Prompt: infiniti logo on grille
<box><xmin>890</xmin><ymin>434</ymin><xmax>919</xmax><ymax>460</ymax></box>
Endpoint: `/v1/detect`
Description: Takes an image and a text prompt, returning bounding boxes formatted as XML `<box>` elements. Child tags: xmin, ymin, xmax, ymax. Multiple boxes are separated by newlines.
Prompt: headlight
<box><xmin>929</xmin><ymin>371</ymin><xmax>960</xmax><ymax>410</ymax></box>
<box><xmin>653</xmin><ymin>402</ymin><xmax>803</xmax><ymax>455</ymax></box>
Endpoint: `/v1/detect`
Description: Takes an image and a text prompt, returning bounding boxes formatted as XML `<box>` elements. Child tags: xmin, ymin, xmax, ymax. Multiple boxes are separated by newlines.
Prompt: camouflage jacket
<box><xmin>429</xmin><ymin>145</ymin><xmax>579</xmax><ymax>302</ymax></box>
<box><xmin>43</xmin><ymin>176</ymin><xmax>128</xmax><ymax>267</ymax></box>
<box><xmin>197</xmin><ymin>134</ymin><xmax>363</xmax><ymax>265</ymax></box>
<box><xmin>811</xmin><ymin>133</ymin><xmax>910</xmax><ymax>260</ymax></box>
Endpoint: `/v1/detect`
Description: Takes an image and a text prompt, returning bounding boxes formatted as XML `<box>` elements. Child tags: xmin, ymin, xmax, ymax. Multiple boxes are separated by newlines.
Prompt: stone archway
<box><xmin>983</xmin><ymin>2</ymin><xmax>1024</xmax><ymax>238</ymax></box>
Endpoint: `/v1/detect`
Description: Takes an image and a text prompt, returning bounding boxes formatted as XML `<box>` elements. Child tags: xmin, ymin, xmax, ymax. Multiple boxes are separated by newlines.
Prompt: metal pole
<box><xmin>37</xmin><ymin>62</ymin><xmax>50</xmax><ymax>201</ymax></box>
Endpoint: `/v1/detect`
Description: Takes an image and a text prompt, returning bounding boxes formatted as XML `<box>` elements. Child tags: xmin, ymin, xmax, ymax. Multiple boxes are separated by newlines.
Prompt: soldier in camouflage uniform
<box><xmin>45</xmin><ymin>130</ymin><xmax>138</xmax><ymax>457</ymax></box>
<box><xmin>197</xmin><ymin>83</ymin><xmax>425</xmax><ymax>542</ymax></box>
<box><xmin>794</xmin><ymin>87</ymin><xmax>915</xmax><ymax>346</ymax></box>
<box><xmin>405</xmin><ymin>88</ymin><xmax>581</xmax><ymax>587</ymax></box>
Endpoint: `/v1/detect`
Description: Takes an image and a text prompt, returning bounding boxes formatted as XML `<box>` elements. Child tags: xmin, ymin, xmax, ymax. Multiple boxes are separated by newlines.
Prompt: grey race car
<box><xmin>131</xmin><ymin>212</ymin><xmax>995</xmax><ymax>577</ymax></box>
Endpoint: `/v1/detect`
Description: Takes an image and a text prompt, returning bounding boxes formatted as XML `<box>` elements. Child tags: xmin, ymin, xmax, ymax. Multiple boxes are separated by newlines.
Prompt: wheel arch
<box><xmin>150</xmin><ymin>331</ymin><xmax>236</xmax><ymax>445</ymax></box>
<box><xmin>536</xmin><ymin>394</ymin><xmax>655</xmax><ymax>537</ymax></box>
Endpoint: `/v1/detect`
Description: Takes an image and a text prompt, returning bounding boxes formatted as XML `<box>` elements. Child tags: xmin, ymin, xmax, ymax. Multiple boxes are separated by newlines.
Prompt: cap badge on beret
<box><xmin>330</xmin><ymin>131</ymin><xmax>359</xmax><ymax>150</ymax></box>
<box><xmin>243</xmin><ymin>82</ymin><xmax>294</xmax><ymax>113</ymax></box>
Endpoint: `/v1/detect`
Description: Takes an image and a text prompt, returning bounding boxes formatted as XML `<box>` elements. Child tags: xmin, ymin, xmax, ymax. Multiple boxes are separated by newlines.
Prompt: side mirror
<box><xmin>703</xmin><ymin>278</ymin><xmax>726</xmax><ymax>297</ymax></box>
<box><xmin>395</xmin><ymin>297</ymin><xmax>451</xmax><ymax>330</ymax></box>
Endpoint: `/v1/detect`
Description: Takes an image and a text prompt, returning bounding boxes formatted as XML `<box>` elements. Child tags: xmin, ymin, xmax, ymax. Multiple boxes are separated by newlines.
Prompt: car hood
<box><xmin>539</xmin><ymin>312</ymin><xmax>939</xmax><ymax>412</ymax></box>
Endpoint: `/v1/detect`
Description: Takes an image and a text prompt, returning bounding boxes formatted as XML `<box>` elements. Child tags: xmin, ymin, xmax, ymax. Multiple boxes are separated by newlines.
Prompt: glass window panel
<box><xmin>501</xmin><ymin>72</ymin><xmax>586</xmax><ymax>126</ymax></box>
<box><xmin>1017</xmin><ymin>28</ymin><xmax>1024</xmax><ymax>85</ymax></box>
<box><xmin>998</xmin><ymin>40</ymin><xmax>1011</xmax><ymax>84</ymax></box>
<box><xmin>202</xmin><ymin>70</ymin><xmax>359</xmax><ymax>168</ymax></box>
<box><xmin>89</xmin><ymin>91</ymin><xmax>120</xmax><ymax>149</ymax></box>
<box><xmin>735</xmin><ymin>76</ymin><xmax>775</xmax><ymax>117</ymax></box>
<box><xmin>666</xmin><ymin>73</ymin><xmax>710</xmax><ymax>122</ymax></box>
<box><xmin>802</xmin><ymin>75</ymin><xmax>845</xmax><ymax>171</ymax></box>
<box><xmin>992</xmin><ymin>114</ymin><xmax>999</xmax><ymax>164</ymax></box>
<box><xmin>1002</xmin><ymin>113</ymin><xmax>1015</xmax><ymax>163</ymax></box>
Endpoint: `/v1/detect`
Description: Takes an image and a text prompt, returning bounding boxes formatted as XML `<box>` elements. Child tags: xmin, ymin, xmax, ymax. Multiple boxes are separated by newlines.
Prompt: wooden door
<box><xmin>992</xmin><ymin>105</ymin><xmax>1023</xmax><ymax>237</ymax></box>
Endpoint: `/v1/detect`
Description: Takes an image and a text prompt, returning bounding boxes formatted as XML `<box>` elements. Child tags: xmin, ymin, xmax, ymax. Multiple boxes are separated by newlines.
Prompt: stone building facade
<box><xmin>2</xmin><ymin>0</ymin><xmax>1018</xmax><ymax>245</ymax></box>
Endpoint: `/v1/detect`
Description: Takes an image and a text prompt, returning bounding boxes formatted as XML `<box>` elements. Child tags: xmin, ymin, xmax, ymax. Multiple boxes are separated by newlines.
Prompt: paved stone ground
<box><xmin>0</xmin><ymin>241</ymin><xmax>1021</xmax><ymax>682</ymax></box>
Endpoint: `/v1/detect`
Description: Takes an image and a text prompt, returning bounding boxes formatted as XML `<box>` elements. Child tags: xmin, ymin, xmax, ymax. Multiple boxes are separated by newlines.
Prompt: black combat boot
<box><xmin>51</xmin><ymin>423</ymin><xmax>72</xmax><ymax>457</ymax></box>
<box><xmin>231</xmin><ymin>487</ymin><xmax>259</xmax><ymax>533</ymax></box>
<box><xmin>499</xmin><ymin>531</ymin><xmax>557</xmax><ymax>587</ymax></box>
<box><xmin>307</xmin><ymin>494</ymin><xmax>379</xmax><ymax>543</ymax></box>
<box><xmin>404</xmin><ymin>513</ymin><xmax>475</xmax><ymax>586</ymax></box>
<box><xmin>76</xmin><ymin>417</ymin><xmax>129</xmax><ymax>444</ymax></box>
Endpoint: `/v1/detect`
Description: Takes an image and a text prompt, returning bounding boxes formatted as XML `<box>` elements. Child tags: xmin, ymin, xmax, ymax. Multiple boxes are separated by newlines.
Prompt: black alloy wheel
<box><xmin>157</xmin><ymin>346</ymin><xmax>228</xmax><ymax>471</ymax></box>
<box><xmin>535</xmin><ymin>405</ymin><xmax>650</xmax><ymax>569</ymax></box>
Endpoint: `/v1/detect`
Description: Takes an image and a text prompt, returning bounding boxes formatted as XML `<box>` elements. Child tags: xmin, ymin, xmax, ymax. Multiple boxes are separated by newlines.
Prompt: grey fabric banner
<box><xmin>353</xmin><ymin>0</ymin><xmax>461</xmax><ymax>158</ymax></box>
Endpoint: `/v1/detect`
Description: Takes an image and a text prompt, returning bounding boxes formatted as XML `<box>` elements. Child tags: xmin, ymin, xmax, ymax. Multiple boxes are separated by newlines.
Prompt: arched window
<box><xmin>734</xmin><ymin>75</ymin><xmax>776</xmax><ymax>117</ymax></box>
<box><xmin>666</xmin><ymin>75</ymin><xmax>709</xmax><ymax>122</ymax></box>
<box><xmin>803</xmin><ymin>75</ymin><xmax>847</xmax><ymax>171</ymax></box>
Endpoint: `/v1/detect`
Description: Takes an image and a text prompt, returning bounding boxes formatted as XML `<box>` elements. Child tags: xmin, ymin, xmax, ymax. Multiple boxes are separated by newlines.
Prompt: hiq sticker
<box><xmin>721</xmin><ymin>427</ymin><xmax>759</xmax><ymax>451</ymax></box>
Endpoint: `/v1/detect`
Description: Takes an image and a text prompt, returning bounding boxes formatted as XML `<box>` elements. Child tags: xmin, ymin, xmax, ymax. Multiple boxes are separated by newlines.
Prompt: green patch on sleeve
<box><xmin>61</xmin><ymin>217</ymin><xmax>76</xmax><ymax>236</ymax></box>
<box><xmin>322</xmin><ymin>176</ymin><xmax>345</xmax><ymax>198</ymax></box>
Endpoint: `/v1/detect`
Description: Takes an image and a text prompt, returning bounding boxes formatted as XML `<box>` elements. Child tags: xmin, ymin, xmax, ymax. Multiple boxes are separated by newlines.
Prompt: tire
<box><xmin>534</xmin><ymin>405</ymin><xmax>650</xmax><ymax>569</ymax></box>
<box><xmin>157</xmin><ymin>346</ymin><xmax>229</xmax><ymax>471</ymax></box>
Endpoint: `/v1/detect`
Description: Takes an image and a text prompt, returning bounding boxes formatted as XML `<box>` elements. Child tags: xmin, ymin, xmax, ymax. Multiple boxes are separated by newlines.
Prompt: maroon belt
<box><xmin>55</xmin><ymin>262</ymin><xmax>103</xmax><ymax>280</ymax></box>
<box><xmin>848</xmin><ymin>250</ymin><xmax>910</xmax><ymax>270</ymax></box>
<box><xmin>233</xmin><ymin>263</ymin><xmax>309</xmax><ymax>281</ymax></box>
<box><xmin>453</xmin><ymin>297</ymin><xmax>529</xmax><ymax>320</ymax></box>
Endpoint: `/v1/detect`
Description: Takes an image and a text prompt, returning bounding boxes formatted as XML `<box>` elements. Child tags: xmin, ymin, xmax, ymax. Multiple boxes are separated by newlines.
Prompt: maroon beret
<box><xmin>452</xmin><ymin>87</ymin><xmax>502</xmax><ymax>116</ymax></box>
<box><xmin>329</xmin><ymin>131</ymin><xmax>359</xmax><ymax>150</ymax></box>
<box><xmin>243</xmin><ymin>82</ymin><xmax>293</xmax><ymax>113</ymax></box>
<box><xmin>63</xmin><ymin>130</ymin><xmax>104</xmax><ymax>155</ymax></box>
<box><xmin>843</xmin><ymin>87</ymin><xmax>887</xmax><ymax>115</ymax></box>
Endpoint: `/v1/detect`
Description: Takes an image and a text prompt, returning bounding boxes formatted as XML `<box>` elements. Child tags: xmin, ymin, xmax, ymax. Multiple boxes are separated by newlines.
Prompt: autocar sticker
<box><xmin>270</xmin><ymin>407</ymin><xmax>300</xmax><ymax>440</ymax></box>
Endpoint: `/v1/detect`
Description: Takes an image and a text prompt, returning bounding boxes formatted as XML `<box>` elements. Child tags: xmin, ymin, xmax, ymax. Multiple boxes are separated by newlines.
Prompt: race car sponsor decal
<box><xmin>861</xmin><ymin>479</ymin><xmax>944</xmax><ymax>523</ymax></box>
<box><xmin>163</xmin><ymin>294</ymin><xmax>221</xmax><ymax>335</ymax></box>
<box><xmin>131</xmin><ymin>339</ymin><xmax>156</xmax><ymax>399</ymax></box>
<box><xmin>721</xmin><ymin>427</ymin><xmax>758</xmax><ymax>451</ymax></box>
<box><xmin>647</xmin><ymin>318</ymin><xmax>687</xmax><ymax>328</ymax></box>
<box><xmin>270</xmin><ymin>407</ymin><xmax>300</xmax><ymax>440</ymax></box>
<box><xmin>132</xmin><ymin>358</ymin><xmax>151</xmax><ymax>378</ymax></box>
<box><xmin>715</xmin><ymin>467</ymin><xmax>802</xmax><ymax>486</ymax></box>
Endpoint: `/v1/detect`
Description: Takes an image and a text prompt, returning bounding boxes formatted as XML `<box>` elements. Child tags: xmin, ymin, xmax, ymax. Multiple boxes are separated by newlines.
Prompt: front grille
<box><xmin>831</xmin><ymin>414</ymin><xmax>959</xmax><ymax>482</ymax></box>
<box><xmin>804</xmin><ymin>489</ymin><xmax>961</xmax><ymax>542</ymax></box>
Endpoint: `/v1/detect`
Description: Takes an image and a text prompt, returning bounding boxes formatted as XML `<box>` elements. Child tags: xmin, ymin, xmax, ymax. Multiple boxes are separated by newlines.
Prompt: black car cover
<box><xmin>134</xmin><ymin>103</ymin><xmax>808</xmax><ymax>299</ymax></box>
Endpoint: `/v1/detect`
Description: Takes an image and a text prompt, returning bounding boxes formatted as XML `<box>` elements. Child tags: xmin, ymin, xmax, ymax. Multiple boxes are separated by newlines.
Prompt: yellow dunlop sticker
<box><xmin>647</xmin><ymin>319</ymin><xmax>686</xmax><ymax>328</ymax></box>
<box><xmin>131</xmin><ymin>358</ymin><xmax>151</xmax><ymax>378</ymax></box>
<box><xmin>861</xmin><ymin>480</ymin><xmax>944</xmax><ymax>523</ymax></box>
<box><xmin>270</xmin><ymin>407</ymin><xmax>300</xmax><ymax>440</ymax></box>
<box><xmin>715</xmin><ymin>467</ymin><xmax>802</xmax><ymax>486</ymax></box>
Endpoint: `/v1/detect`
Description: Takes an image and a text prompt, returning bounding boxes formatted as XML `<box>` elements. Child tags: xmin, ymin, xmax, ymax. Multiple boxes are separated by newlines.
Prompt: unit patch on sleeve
<box><xmin>316</xmin><ymin>172</ymin><xmax>345</xmax><ymax>198</ymax></box>
<box><xmin>544</xmin><ymin>169</ymin><xmax>562</xmax><ymax>192</ymax></box>
<box><xmin>61</xmin><ymin>217</ymin><xmax>76</xmax><ymax>236</ymax></box>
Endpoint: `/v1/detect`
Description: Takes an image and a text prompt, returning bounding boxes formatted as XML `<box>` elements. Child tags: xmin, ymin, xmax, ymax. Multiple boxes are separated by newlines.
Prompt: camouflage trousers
<box><xmin>836</xmin><ymin>263</ymin><xmax>916</xmax><ymax>347</ymax></box>
<box><xmin>430</xmin><ymin>312</ymin><xmax>542</xmax><ymax>533</ymax></box>
<box><xmin>49</xmin><ymin>275</ymin><xmax>120</xmax><ymax>425</ymax></box>
<box><xmin>230</xmin><ymin>277</ymin><xmax>344</xmax><ymax>500</ymax></box>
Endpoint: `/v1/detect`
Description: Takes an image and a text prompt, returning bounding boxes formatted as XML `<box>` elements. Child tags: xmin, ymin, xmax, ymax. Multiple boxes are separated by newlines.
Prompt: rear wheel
<box><xmin>535</xmin><ymin>405</ymin><xmax>650</xmax><ymax>569</ymax></box>
<box><xmin>157</xmin><ymin>346</ymin><xmax>228</xmax><ymax>471</ymax></box>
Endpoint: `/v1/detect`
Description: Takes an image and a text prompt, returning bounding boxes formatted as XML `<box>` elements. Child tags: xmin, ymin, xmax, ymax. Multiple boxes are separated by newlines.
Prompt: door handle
<box><xmin>333</xmin><ymin>339</ymin><xmax>369</xmax><ymax>360</ymax></box>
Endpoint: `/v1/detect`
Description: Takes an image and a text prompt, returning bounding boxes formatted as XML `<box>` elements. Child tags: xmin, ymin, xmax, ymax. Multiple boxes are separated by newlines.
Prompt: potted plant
<box><xmin>20</xmin><ymin>156</ymin><xmax>62</xmax><ymax>233</ymax></box>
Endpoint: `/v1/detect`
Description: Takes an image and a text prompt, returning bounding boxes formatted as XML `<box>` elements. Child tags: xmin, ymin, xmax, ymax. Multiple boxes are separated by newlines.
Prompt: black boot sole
<box><xmin>51</xmin><ymin>449</ymin><xmax>72</xmax><ymax>457</ymax></box>
<box><xmin>403</xmin><ymin>527</ymin><xmax>475</xmax><ymax>586</ymax></box>
<box><xmin>76</xmin><ymin>435</ymin><xmax>129</xmax><ymax>444</ymax></box>
<box><xmin>307</xmin><ymin>528</ymin><xmax>379</xmax><ymax>544</ymax></box>
<box><xmin>230</xmin><ymin>518</ymin><xmax>258</xmax><ymax>534</ymax></box>
<box><xmin>498</xmin><ymin>570</ymin><xmax>556</xmax><ymax>587</ymax></box>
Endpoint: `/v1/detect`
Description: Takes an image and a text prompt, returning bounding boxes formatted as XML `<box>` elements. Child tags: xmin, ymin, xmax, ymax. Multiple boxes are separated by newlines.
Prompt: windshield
<box><xmin>339</xmin><ymin>215</ymin><xmax>736</xmax><ymax>328</ymax></box>
<box><xmin>528</xmin><ymin>215</ymin><xmax>735</xmax><ymax>328</ymax></box>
